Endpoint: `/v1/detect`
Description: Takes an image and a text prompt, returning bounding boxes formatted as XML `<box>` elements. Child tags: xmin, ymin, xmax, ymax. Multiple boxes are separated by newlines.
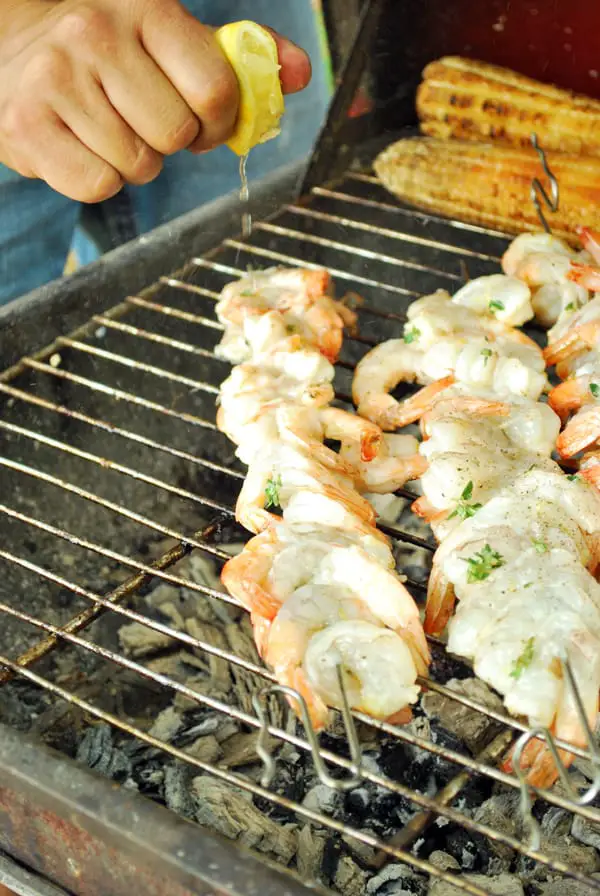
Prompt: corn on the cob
<box><xmin>416</xmin><ymin>57</ymin><xmax>600</xmax><ymax>157</ymax></box>
<box><xmin>373</xmin><ymin>137</ymin><xmax>600</xmax><ymax>245</ymax></box>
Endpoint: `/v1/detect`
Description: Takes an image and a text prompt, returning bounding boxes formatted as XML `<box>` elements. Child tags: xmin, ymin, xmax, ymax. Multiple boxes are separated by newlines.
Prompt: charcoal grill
<box><xmin>2</xmin><ymin>6</ymin><xmax>600</xmax><ymax>896</ymax></box>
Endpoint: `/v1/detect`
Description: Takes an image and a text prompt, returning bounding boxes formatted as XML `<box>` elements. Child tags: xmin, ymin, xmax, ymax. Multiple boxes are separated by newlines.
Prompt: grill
<box><xmin>2</xmin><ymin>77</ymin><xmax>600</xmax><ymax>896</ymax></box>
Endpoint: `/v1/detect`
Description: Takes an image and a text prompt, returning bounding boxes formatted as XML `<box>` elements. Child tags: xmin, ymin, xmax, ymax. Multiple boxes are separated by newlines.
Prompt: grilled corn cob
<box><xmin>374</xmin><ymin>137</ymin><xmax>600</xmax><ymax>245</ymax></box>
<box><xmin>416</xmin><ymin>57</ymin><xmax>600</xmax><ymax>157</ymax></box>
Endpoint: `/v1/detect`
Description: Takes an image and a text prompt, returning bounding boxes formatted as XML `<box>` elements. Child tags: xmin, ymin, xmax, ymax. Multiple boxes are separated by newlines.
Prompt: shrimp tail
<box><xmin>547</xmin><ymin>379</ymin><xmax>590</xmax><ymax>423</ymax></box>
<box><xmin>500</xmin><ymin>737</ymin><xmax>575</xmax><ymax>789</ymax></box>
<box><xmin>567</xmin><ymin>261</ymin><xmax>600</xmax><ymax>292</ymax></box>
<box><xmin>424</xmin><ymin>563</ymin><xmax>456</xmax><ymax>637</ymax></box>
<box><xmin>281</xmin><ymin>666</ymin><xmax>330</xmax><ymax>731</ymax></box>
<box><xmin>577</xmin><ymin>226</ymin><xmax>600</xmax><ymax>265</ymax></box>
<box><xmin>385</xmin><ymin>706</ymin><xmax>414</xmax><ymax>726</ymax></box>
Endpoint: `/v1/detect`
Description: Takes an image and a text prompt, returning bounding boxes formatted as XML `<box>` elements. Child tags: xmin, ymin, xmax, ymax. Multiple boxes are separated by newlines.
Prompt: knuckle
<box><xmin>1</xmin><ymin>101</ymin><xmax>38</xmax><ymax>142</ymax></box>
<box><xmin>54</xmin><ymin>5</ymin><xmax>114</xmax><ymax>50</ymax></box>
<box><xmin>24</xmin><ymin>47</ymin><xmax>72</xmax><ymax>92</ymax></box>
<box><xmin>198</xmin><ymin>67</ymin><xmax>239</xmax><ymax>126</ymax></box>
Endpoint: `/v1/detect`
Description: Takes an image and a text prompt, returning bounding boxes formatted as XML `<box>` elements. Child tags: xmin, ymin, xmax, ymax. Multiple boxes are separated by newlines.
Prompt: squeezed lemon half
<box><xmin>215</xmin><ymin>20</ymin><xmax>285</xmax><ymax>157</ymax></box>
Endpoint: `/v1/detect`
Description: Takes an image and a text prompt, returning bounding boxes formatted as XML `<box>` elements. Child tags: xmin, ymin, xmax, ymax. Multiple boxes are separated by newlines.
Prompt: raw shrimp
<box><xmin>235</xmin><ymin>444</ymin><xmax>376</xmax><ymax>534</ymax></box>
<box><xmin>339</xmin><ymin>433</ymin><xmax>427</xmax><ymax>493</ymax></box>
<box><xmin>548</xmin><ymin>375</ymin><xmax>600</xmax><ymax>423</ymax></box>
<box><xmin>215</xmin><ymin>267</ymin><xmax>355</xmax><ymax>363</ymax></box>
<box><xmin>451</xmin><ymin>274</ymin><xmax>534</xmax><ymax>328</ymax></box>
<box><xmin>353</xmin><ymin>333</ymin><xmax>546</xmax><ymax>429</ymax></box>
<box><xmin>544</xmin><ymin>297</ymin><xmax>600</xmax><ymax>367</ymax></box>
<box><xmin>557</xmin><ymin>405</ymin><xmax>600</xmax><ymax>459</ymax></box>
<box><xmin>282</xmin><ymin>490</ymin><xmax>390</xmax><ymax>545</ymax></box>
<box><xmin>221</xmin><ymin>523</ymin><xmax>396</xmax><ymax>620</ymax></box>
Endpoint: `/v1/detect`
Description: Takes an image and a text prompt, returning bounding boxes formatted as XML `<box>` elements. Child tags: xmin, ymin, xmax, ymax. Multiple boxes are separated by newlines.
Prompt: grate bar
<box><xmin>0</xmin><ymin>382</ymin><xmax>242</xmax><ymax>481</ymax></box>
<box><xmin>0</xmin><ymin>455</ymin><xmax>230</xmax><ymax>561</ymax></box>
<box><xmin>0</xmin><ymin>503</ymin><xmax>233</xmax><ymax>604</ymax></box>
<box><xmin>126</xmin><ymin>294</ymin><xmax>225</xmax><ymax>331</ymax></box>
<box><xmin>0</xmin><ymin>419</ymin><xmax>230</xmax><ymax>517</ymax></box>
<box><xmin>92</xmin><ymin>314</ymin><xmax>226</xmax><ymax>363</ymax></box>
<box><xmin>21</xmin><ymin>359</ymin><xmax>219</xmax><ymax>432</ymax></box>
<box><xmin>345</xmin><ymin>174</ymin><xmax>512</xmax><ymax>238</ymax></box>
<box><xmin>2</xmin><ymin>638</ymin><xmax>598</xmax><ymax>895</ymax></box>
<box><xmin>254</xmin><ymin>221</ymin><xmax>462</xmax><ymax>281</ymax></box>
<box><xmin>0</xmin><ymin>519</ymin><xmax>222</xmax><ymax>682</ymax></box>
<box><xmin>0</xmin><ymin>653</ymin><xmax>499</xmax><ymax>896</ymax></box>
<box><xmin>195</xmin><ymin>248</ymin><xmax>418</xmax><ymax>298</ymax></box>
<box><xmin>58</xmin><ymin>337</ymin><xmax>220</xmax><ymax>395</ymax></box>
<box><xmin>294</xmin><ymin>199</ymin><xmax>501</xmax><ymax>262</ymax></box>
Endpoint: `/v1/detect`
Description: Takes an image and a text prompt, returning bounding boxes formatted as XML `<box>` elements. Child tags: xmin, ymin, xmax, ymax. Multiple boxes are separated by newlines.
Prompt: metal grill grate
<box><xmin>1</xmin><ymin>170</ymin><xmax>600</xmax><ymax>896</ymax></box>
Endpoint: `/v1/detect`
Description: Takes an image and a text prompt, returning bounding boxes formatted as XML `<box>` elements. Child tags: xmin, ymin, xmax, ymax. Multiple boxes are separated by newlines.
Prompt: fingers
<box><xmin>13</xmin><ymin>108</ymin><xmax>122</xmax><ymax>203</ymax></box>
<box><xmin>53</xmin><ymin>73</ymin><xmax>164</xmax><ymax>185</ymax></box>
<box><xmin>265</xmin><ymin>28</ymin><xmax>313</xmax><ymax>95</ymax></box>
<box><xmin>140</xmin><ymin>2</ymin><xmax>239</xmax><ymax>152</ymax></box>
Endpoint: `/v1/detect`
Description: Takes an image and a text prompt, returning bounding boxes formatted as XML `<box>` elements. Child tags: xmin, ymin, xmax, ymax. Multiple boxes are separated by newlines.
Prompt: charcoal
<box><xmin>76</xmin><ymin>724</ymin><xmax>132</xmax><ymax>782</ymax></box>
<box><xmin>191</xmin><ymin>776</ymin><xmax>297</xmax><ymax>862</ymax></box>
<box><xmin>517</xmin><ymin>808</ymin><xmax>600</xmax><ymax>880</ymax></box>
<box><xmin>366</xmin><ymin>863</ymin><xmax>427</xmax><ymax>895</ymax></box>
<box><xmin>472</xmin><ymin>793</ymin><xmax>520</xmax><ymax>868</ymax></box>
<box><xmin>421</xmin><ymin>678</ymin><xmax>504</xmax><ymax>754</ymax></box>
<box><xmin>429</xmin><ymin>873</ymin><xmax>524</xmax><ymax>896</ymax></box>
<box><xmin>219</xmin><ymin>730</ymin><xmax>276</xmax><ymax>769</ymax></box>
<box><xmin>163</xmin><ymin>761</ymin><xmax>196</xmax><ymax>819</ymax></box>
<box><xmin>296</xmin><ymin>825</ymin><xmax>327</xmax><ymax>883</ymax></box>
<box><xmin>148</xmin><ymin>706</ymin><xmax>183</xmax><ymax>743</ymax></box>
<box><xmin>427</xmin><ymin>852</ymin><xmax>460</xmax><ymax>873</ymax></box>
<box><xmin>572</xmin><ymin>815</ymin><xmax>600</xmax><ymax>851</ymax></box>
<box><xmin>118</xmin><ymin>622</ymin><xmax>175</xmax><ymax>657</ymax></box>
<box><xmin>540</xmin><ymin>881</ymin><xmax>600</xmax><ymax>896</ymax></box>
<box><xmin>184</xmin><ymin>734</ymin><xmax>222</xmax><ymax>763</ymax></box>
<box><xmin>334</xmin><ymin>854</ymin><xmax>368</xmax><ymax>896</ymax></box>
<box><xmin>427</xmin><ymin>645</ymin><xmax>473</xmax><ymax>685</ymax></box>
<box><xmin>421</xmin><ymin>823</ymin><xmax>491</xmax><ymax>873</ymax></box>
<box><xmin>304</xmin><ymin>783</ymin><xmax>344</xmax><ymax>816</ymax></box>
<box><xmin>342</xmin><ymin>830</ymin><xmax>378</xmax><ymax>867</ymax></box>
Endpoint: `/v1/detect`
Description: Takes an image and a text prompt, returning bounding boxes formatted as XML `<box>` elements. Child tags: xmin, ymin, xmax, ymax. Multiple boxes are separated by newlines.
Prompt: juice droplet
<box><xmin>239</xmin><ymin>153</ymin><xmax>252</xmax><ymax>238</ymax></box>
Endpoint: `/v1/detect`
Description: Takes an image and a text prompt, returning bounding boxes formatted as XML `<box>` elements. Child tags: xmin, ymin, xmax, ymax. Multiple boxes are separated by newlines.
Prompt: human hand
<box><xmin>0</xmin><ymin>0</ymin><xmax>312</xmax><ymax>202</ymax></box>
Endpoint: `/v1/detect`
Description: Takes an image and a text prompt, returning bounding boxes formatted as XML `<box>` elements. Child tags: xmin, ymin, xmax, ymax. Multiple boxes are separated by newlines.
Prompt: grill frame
<box><xmin>2</xmin><ymin>159</ymin><xmax>600</xmax><ymax>896</ymax></box>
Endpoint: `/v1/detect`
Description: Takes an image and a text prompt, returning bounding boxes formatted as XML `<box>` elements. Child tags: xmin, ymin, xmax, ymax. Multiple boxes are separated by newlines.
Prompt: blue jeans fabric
<box><xmin>0</xmin><ymin>0</ymin><xmax>330</xmax><ymax>305</ymax></box>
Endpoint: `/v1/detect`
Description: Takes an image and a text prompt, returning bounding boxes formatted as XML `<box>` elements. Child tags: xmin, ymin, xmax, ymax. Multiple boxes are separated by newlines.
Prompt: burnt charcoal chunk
<box><xmin>76</xmin><ymin>724</ymin><xmax>133</xmax><ymax>783</ymax></box>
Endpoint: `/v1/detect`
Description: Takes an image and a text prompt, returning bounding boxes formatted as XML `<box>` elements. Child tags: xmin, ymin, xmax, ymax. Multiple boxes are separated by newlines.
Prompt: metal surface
<box><xmin>1</xmin><ymin>169</ymin><xmax>600</xmax><ymax>896</ymax></box>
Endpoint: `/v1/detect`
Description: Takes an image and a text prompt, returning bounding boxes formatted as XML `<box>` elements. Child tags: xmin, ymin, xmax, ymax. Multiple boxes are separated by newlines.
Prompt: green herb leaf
<box><xmin>591</xmin><ymin>383</ymin><xmax>600</xmax><ymax>398</ymax></box>
<box><xmin>463</xmin><ymin>544</ymin><xmax>504</xmax><ymax>583</ymax></box>
<box><xmin>481</xmin><ymin>347</ymin><xmax>493</xmax><ymax>366</ymax></box>
<box><xmin>565</xmin><ymin>302</ymin><xmax>575</xmax><ymax>312</ymax></box>
<box><xmin>240</xmin><ymin>289</ymin><xmax>255</xmax><ymax>297</ymax></box>
<box><xmin>532</xmin><ymin>539</ymin><xmax>548</xmax><ymax>553</ymax></box>
<box><xmin>264</xmin><ymin>474</ymin><xmax>282</xmax><ymax>509</ymax></box>
<box><xmin>510</xmin><ymin>637</ymin><xmax>535</xmax><ymax>680</ymax></box>
<box><xmin>489</xmin><ymin>299</ymin><xmax>505</xmax><ymax>313</ymax></box>
<box><xmin>524</xmin><ymin>582</ymin><xmax>533</xmax><ymax>589</ymax></box>
<box><xmin>449</xmin><ymin>481</ymin><xmax>483</xmax><ymax>520</ymax></box>
<box><xmin>403</xmin><ymin>326</ymin><xmax>421</xmax><ymax>345</ymax></box>
<box><xmin>567</xmin><ymin>474</ymin><xmax>580</xmax><ymax>482</ymax></box>
<box><xmin>461</xmin><ymin>481</ymin><xmax>473</xmax><ymax>501</ymax></box>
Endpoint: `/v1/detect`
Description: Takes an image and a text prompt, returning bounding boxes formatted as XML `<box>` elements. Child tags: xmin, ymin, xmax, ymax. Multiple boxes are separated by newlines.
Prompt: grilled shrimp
<box><xmin>502</xmin><ymin>232</ymin><xmax>590</xmax><ymax>327</ymax></box>
<box><xmin>235</xmin><ymin>444</ymin><xmax>376</xmax><ymax>534</ymax></box>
